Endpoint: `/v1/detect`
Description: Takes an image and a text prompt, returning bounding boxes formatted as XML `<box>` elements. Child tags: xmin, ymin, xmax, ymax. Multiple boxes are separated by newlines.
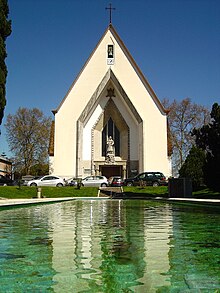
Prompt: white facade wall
<box><xmin>53</xmin><ymin>32</ymin><xmax>112</xmax><ymax>177</ymax></box>
<box><xmin>111</xmin><ymin>33</ymin><xmax>170</xmax><ymax>176</ymax></box>
<box><xmin>51</xmin><ymin>26</ymin><xmax>171</xmax><ymax>178</ymax></box>
<box><xmin>83</xmin><ymin>104</ymin><xmax>104</xmax><ymax>161</ymax></box>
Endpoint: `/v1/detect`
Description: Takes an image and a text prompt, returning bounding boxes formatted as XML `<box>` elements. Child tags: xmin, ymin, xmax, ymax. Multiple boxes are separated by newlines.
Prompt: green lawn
<box><xmin>0</xmin><ymin>186</ymin><xmax>98</xmax><ymax>199</ymax></box>
<box><xmin>123</xmin><ymin>186</ymin><xmax>169</xmax><ymax>197</ymax></box>
<box><xmin>0</xmin><ymin>185</ymin><xmax>219</xmax><ymax>199</ymax></box>
<box><xmin>123</xmin><ymin>186</ymin><xmax>220</xmax><ymax>199</ymax></box>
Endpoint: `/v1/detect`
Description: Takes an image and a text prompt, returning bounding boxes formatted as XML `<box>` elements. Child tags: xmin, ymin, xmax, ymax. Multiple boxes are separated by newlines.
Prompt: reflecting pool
<box><xmin>0</xmin><ymin>200</ymin><xmax>220</xmax><ymax>292</ymax></box>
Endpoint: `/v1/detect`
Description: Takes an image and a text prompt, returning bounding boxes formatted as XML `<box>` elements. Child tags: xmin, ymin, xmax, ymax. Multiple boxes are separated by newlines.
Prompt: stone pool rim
<box><xmin>0</xmin><ymin>196</ymin><xmax>220</xmax><ymax>209</ymax></box>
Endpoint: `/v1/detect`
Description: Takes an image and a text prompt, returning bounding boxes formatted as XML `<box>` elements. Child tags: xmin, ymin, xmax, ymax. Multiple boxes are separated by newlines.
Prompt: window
<box><xmin>107</xmin><ymin>45</ymin><xmax>114</xmax><ymax>58</ymax></box>
<box><xmin>155</xmin><ymin>173</ymin><xmax>164</xmax><ymax>178</ymax></box>
<box><xmin>86</xmin><ymin>177</ymin><xmax>94</xmax><ymax>180</ymax></box>
<box><xmin>147</xmin><ymin>173</ymin><xmax>154</xmax><ymax>178</ymax></box>
<box><xmin>102</xmin><ymin>118</ymin><xmax>120</xmax><ymax>156</ymax></box>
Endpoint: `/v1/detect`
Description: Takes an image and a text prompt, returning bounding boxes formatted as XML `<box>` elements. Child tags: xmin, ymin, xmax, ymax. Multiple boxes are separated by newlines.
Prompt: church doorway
<box><xmin>100</xmin><ymin>165</ymin><xmax>122</xmax><ymax>179</ymax></box>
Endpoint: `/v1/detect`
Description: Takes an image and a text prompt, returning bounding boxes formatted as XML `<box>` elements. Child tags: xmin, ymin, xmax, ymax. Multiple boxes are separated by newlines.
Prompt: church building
<box><xmin>49</xmin><ymin>24</ymin><xmax>172</xmax><ymax>179</ymax></box>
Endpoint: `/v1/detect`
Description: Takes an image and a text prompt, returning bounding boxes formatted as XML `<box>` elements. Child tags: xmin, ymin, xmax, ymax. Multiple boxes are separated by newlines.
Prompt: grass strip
<box><xmin>0</xmin><ymin>186</ymin><xmax>98</xmax><ymax>199</ymax></box>
<box><xmin>0</xmin><ymin>186</ymin><xmax>219</xmax><ymax>199</ymax></box>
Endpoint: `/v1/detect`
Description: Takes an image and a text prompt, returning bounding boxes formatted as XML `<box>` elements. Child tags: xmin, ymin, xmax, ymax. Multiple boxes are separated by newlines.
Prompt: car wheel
<box><xmin>101</xmin><ymin>183</ymin><xmax>107</xmax><ymax>187</ymax></box>
<box><xmin>152</xmin><ymin>182</ymin><xmax>159</xmax><ymax>187</ymax></box>
<box><xmin>30</xmin><ymin>183</ymin><xmax>37</xmax><ymax>187</ymax></box>
<box><xmin>56</xmin><ymin>183</ymin><xmax>63</xmax><ymax>187</ymax></box>
<box><xmin>126</xmin><ymin>182</ymin><xmax>133</xmax><ymax>186</ymax></box>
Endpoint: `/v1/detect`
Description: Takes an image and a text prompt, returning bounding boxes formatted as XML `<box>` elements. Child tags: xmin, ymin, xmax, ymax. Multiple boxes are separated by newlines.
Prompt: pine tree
<box><xmin>179</xmin><ymin>146</ymin><xmax>206</xmax><ymax>190</ymax></box>
<box><xmin>192</xmin><ymin>103</ymin><xmax>220</xmax><ymax>191</ymax></box>
<box><xmin>0</xmin><ymin>0</ymin><xmax>11</xmax><ymax>125</ymax></box>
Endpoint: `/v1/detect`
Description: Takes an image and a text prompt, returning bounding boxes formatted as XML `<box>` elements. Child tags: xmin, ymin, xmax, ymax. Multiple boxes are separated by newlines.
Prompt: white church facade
<box><xmin>49</xmin><ymin>24</ymin><xmax>172</xmax><ymax>179</ymax></box>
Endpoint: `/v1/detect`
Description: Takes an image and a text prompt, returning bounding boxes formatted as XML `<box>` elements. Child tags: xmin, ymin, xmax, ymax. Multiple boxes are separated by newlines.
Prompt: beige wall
<box><xmin>51</xmin><ymin>27</ymin><xmax>171</xmax><ymax>179</ymax></box>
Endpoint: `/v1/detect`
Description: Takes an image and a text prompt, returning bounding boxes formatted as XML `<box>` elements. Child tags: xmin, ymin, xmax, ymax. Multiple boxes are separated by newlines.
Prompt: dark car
<box><xmin>0</xmin><ymin>175</ymin><xmax>15</xmax><ymax>186</ymax></box>
<box><xmin>108</xmin><ymin>176</ymin><xmax>124</xmax><ymax>187</ymax></box>
<box><xmin>124</xmin><ymin>172</ymin><xmax>168</xmax><ymax>187</ymax></box>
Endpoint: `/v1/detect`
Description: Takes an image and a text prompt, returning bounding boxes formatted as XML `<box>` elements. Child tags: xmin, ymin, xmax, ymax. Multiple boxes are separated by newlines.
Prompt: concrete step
<box><xmin>98</xmin><ymin>187</ymin><xmax>123</xmax><ymax>198</ymax></box>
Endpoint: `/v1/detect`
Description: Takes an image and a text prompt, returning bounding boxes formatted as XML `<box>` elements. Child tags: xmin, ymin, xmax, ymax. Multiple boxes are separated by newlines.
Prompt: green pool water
<box><xmin>0</xmin><ymin>200</ymin><xmax>219</xmax><ymax>292</ymax></box>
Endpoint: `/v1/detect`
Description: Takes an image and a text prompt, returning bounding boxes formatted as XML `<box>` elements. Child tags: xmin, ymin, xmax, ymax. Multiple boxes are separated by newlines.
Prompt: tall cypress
<box><xmin>0</xmin><ymin>0</ymin><xmax>11</xmax><ymax>125</ymax></box>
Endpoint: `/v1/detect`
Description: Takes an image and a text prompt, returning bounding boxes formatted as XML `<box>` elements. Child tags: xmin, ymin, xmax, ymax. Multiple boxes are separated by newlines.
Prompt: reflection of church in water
<box><xmin>50</xmin><ymin>201</ymin><xmax>173</xmax><ymax>292</ymax></box>
<box><xmin>49</xmin><ymin>23</ymin><xmax>172</xmax><ymax>179</ymax></box>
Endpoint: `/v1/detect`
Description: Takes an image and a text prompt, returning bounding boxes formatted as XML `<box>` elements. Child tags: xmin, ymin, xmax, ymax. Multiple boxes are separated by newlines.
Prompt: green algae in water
<box><xmin>0</xmin><ymin>200</ymin><xmax>219</xmax><ymax>292</ymax></box>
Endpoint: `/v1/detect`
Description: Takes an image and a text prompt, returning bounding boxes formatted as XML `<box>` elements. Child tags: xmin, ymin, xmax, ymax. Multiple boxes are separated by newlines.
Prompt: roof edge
<box><xmin>52</xmin><ymin>25</ymin><xmax>111</xmax><ymax>114</ymax></box>
<box><xmin>108</xmin><ymin>24</ymin><xmax>169</xmax><ymax>115</ymax></box>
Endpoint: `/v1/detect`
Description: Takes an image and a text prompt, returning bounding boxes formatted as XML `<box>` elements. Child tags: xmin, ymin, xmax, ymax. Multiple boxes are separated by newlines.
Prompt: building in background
<box><xmin>49</xmin><ymin>24</ymin><xmax>172</xmax><ymax>179</ymax></box>
<box><xmin>0</xmin><ymin>154</ymin><xmax>12</xmax><ymax>177</ymax></box>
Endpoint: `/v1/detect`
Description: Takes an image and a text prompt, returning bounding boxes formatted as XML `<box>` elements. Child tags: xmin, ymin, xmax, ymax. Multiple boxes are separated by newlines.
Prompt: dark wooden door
<box><xmin>100</xmin><ymin>166</ymin><xmax>122</xmax><ymax>178</ymax></box>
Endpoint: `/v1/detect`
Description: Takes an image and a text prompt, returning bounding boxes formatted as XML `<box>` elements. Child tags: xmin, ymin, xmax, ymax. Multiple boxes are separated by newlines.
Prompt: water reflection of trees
<box><xmin>165</xmin><ymin>206</ymin><xmax>220</xmax><ymax>291</ymax></box>
<box><xmin>97</xmin><ymin>200</ymin><xmax>172</xmax><ymax>292</ymax></box>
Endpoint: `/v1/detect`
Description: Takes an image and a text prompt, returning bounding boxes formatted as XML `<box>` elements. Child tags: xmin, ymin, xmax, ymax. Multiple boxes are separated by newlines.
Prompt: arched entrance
<box><xmin>94</xmin><ymin>161</ymin><xmax>127</xmax><ymax>179</ymax></box>
<box><xmin>100</xmin><ymin>165</ymin><xmax>122</xmax><ymax>178</ymax></box>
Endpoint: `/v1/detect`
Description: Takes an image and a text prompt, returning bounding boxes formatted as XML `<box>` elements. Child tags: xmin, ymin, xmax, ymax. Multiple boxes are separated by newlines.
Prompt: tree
<box><xmin>179</xmin><ymin>146</ymin><xmax>206</xmax><ymax>190</ymax></box>
<box><xmin>162</xmin><ymin>98</ymin><xmax>210</xmax><ymax>175</ymax></box>
<box><xmin>5</xmin><ymin>107</ymin><xmax>52</xmax><ymax>174</ymax></box>
<box><xmin>30</xmin><ymin>163</ymin><xmax>49</xmax><ymax>176</ymax></box>
<box><xmin>0</xmin><ymin>0</ymin><xmax>11</xmax><ymax>125</ymax></box>
<box><xmin>192</xmin><ymin>103</ymin><xmax>220</xmax><ymax>191</ymax></box>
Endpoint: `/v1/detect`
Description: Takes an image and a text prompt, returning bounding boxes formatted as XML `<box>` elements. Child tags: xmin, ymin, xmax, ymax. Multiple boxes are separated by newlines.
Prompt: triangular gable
<box><xmin>78</xmin><ymin>68</ymin><xmax>142</xmax><ymax>126</ymax></box>
<box><xmin>52</xmin><ymin>24</ymin><xmax>168</xmax><ymax>115</ymax></box>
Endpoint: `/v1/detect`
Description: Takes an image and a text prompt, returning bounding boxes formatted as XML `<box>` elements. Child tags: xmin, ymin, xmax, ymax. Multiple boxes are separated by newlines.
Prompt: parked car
<box><xmin>23</xmin><ymin>176</ymin><xmax>41</xmax><ymax>186</ymax></box>
<box><xmin>108</xmin><ymin>176</ymin><xmax>124</xmax><ymax>187</ymax></box>
<box><xmin>124</xmin><ymin>172</ymin><xmax>168</xmax><ymax>187</ymax></box>
<box><xmin>27</xmin><ymin>175</ymin><xmax>66</xmax><ymax>187</ymax></box>
<box><xmin>65</xmin><ymin>178</ymin><xmax>79</xmax><ymax>186</ymax></box>
<box><xmin>81</xmin><ymin>176</ymin><xmax>108</xmax><ymax>187</ymax></box>
<box><xmin>0</xmin><ymin>175</ymin><xmax>15</xmax><ymax>186</ymax></box>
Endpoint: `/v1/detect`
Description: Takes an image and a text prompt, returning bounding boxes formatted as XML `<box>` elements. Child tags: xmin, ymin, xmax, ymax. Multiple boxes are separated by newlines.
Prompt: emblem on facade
<box><xmin>106</xmin><ymin>88</ymin><xmax>115</xmax><ymax>98</ymax></box>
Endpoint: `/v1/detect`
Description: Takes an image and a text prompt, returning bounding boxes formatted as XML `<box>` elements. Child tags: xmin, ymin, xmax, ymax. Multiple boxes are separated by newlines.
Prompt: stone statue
<box><xmin>107</xmin><ymin>136</ymin><xmax>114</xmax><ymax>153</ymax></box>
<box><xmin>105</xmin><ymin>136</ymin><xmax>115</xmax><ymax>163</ymax></box>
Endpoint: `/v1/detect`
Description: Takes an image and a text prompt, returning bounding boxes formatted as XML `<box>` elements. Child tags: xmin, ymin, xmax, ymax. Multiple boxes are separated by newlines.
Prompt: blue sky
<box><xmin>1</xmin><ymin>0</ymin><xmax>220</xmax><ymax>156</ymax></box>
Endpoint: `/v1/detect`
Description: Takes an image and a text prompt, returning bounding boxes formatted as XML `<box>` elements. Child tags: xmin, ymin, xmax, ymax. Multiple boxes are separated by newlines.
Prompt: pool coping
<box><xmin>166</xmin><ymin>197</ymin><xmax>220</xmax><ymax>206</ymax></box>
<box><xmin>0</xmin><ymin>196</ymin><xmax>220</xmax><ymax>208</ymax></box>
<box><xmin>0</xmin><ymin>197</ymin><xmax>112</xmax><ymax>208</ymax></box>
<box><xmin>0</xmin><ymin>197</ymin><xmax>74</xmax><ymax>207</ymax></box>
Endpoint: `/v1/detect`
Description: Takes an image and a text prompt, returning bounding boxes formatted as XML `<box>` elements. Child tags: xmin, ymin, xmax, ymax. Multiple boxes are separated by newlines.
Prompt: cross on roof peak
<box><xmin>105</xmin><ymin>3</ymin><xmax>116</xmax><ymax>24</ymax></box>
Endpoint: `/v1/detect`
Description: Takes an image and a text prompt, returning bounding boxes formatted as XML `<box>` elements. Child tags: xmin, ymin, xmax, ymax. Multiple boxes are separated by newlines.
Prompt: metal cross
<box><xmin>105</xmin><ymin>3</ymin><xmax>116</xmax><ymax>24</ymax></box>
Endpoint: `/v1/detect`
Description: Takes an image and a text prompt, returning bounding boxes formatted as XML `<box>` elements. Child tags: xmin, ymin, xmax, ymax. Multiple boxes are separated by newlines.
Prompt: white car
<box><xmin>27</xmin><ymin>175</ymin><xmax>65</xmax><ymax>187</ymax></box>
<box><xmin>81</xmin><ymin>176</ymin><xmax>108</xmax><ymax>187</ymax></box>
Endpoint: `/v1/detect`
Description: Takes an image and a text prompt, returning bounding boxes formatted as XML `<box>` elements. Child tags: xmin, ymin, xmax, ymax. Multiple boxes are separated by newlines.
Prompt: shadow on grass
<box><xmin>193</xmin><ymin>188</ymin><xmax>220</xmax><ymax>199</ymax></box>
<box><xmin>112</xmin><ymin>186</ymin><xmax>169</xmax><ymax>199</ymax></box>
<box><xmin>114</xmin><ymin>186</ymin><xmax>220</xmax><ymax>200</ymax></box>
<box><xmin>114</xmin><ymin>192</ymin><xmax>168</xmax><ymax>199</ymax></box>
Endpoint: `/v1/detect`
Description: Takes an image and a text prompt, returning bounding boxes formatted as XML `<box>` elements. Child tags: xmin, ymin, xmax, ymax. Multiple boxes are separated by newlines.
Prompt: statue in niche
<box><xmin>105</xmin><ymin>136</ymin><xmax>115</xmax><ymax>164</ymax></box>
